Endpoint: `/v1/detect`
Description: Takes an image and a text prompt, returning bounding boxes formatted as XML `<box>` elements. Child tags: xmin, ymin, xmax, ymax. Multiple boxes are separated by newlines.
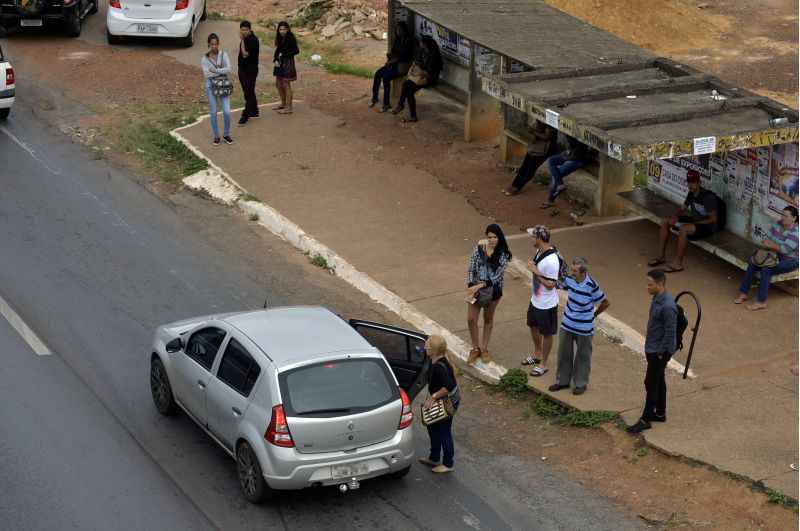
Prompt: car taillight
<box><xmin>175</xmin><ymin>0</ymin><xmax>189</xmax><ymax>9</ymax></box>
<box><xmin>5</xmin><ymin>67</ymin><xmax>13</xmax><ymax>87</ymax></box>
<box><xmin>265</xmin><ymin>404</ymin><xmax>294</xmax><ymax>448</ymax></box>
<box><xmin>398</xmin><ymin>388</ymin><xmax>413</xmax><ymax>429</ymax></box>
<box><xmin>109</xmin><ymin>0</ymin><xmax>121</xmax><ymax>8</ymax></box>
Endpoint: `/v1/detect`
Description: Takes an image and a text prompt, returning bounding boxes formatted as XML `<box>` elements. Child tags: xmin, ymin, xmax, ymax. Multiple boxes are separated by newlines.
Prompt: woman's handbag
<box><xmin>421</xmin><ymin>396</ymin><xmax>455</xmax><ymax>426</ymax></box>
<box><xmin>211</xmin><ymin>75</ymin><xmax>234</xmax><ymax>97</ymax></box>
<box><xmin>473</xmin><ymin>286</ymin><xmax>493</xmax><ymax>308</ymax></box>
<box><xmin>407</xmin><ymin>63</ymin><xmax>429</xmax><ymax>86</ymax></box>
<box><xmin>750</xmin><ymin>248</ymin><xmax>779</xmax><ymax>268</ymax></box>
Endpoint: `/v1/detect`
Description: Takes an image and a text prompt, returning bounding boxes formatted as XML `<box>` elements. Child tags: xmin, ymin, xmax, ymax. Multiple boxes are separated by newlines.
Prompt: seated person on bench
<box><xmin>503</xmin><ymin>122</ymin><xmax>558</xmax><ymax>196</ymax></box>
<box><xmin>540</xmin><ymin>136</ymin><xmax>591</xmax><ymax>209</ymax></box>
<box><xmin>735</xmin><ymin>205</ymin><xmax>798</xmax><ymax>311</ymax></box>
<box><xmin>649</xmin><ymin>169</ymin><xmax>720</xmax><ymax>273</ymax></box>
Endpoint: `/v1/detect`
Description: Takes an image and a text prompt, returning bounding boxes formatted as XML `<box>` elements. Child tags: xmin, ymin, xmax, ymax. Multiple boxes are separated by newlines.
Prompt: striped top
<box><xmin>768</xmin><ymin>221</ymin><xmax>799</xmax><ymax>261</ymax></box>
<box><xmin>561</xmin><ymin>274</ymin><xmax>606</xmax><ymax>336</ymax></box>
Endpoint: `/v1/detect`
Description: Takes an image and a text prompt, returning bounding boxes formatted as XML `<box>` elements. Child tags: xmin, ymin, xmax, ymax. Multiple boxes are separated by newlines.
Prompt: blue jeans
<box><xmin>738</xmin><ymin>257</ymin><xmax>798</xmax><ymax>302</ymax></box>
<box><xmin>547</xmin><ymin>154</ymin><xmax>585</xmax><ymax>202</ymax></box>
<box><xmin>426</xmin><ymin>405</ymin><xmax>457</xmax><ymax>467</ymax></box>
<box><xmin>206</xmin><ymin>83</ymin><xmax>231</xmax><ymax>139</ymax></box>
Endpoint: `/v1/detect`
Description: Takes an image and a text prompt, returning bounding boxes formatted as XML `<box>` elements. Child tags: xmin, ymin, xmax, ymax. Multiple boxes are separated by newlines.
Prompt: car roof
<box><xmin>222</xmin><ymin>306</ymin><xmax>377</xmax><ymax>368</ymax></box>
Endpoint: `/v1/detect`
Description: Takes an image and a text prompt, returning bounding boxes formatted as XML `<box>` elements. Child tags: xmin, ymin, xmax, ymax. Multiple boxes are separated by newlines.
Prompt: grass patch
<box><xmin>634</xmin><ymin>161</ymin><xmax>648</xmax><ymax>187</ymax></box>
<box><xmin>293</xmin><ymin>1</ymin><xmax>330</xmax><ymax>28</ymax></box>
<box><xmin>560</xmin><ymin>409</ymin><xmax>618</xmax><ymax>428</ymax></box>
<box><xmin>297</xmin><ymin>36</ymin><xmax>374</xmax><ymax>79</ymax></box>
<box><xmin>205</xmin><ymin>11</ymin><xmax>229</xmax><ymax>21</ymax></box>
<box><xmin>766</xmin><ymin>489</ymin><xmax>799</xmax><ymax>511</ymax></box>
<box><xmin>635</xmin><ymin>447</ymin><xmax>649</xmax><ymax>458</ymax></box>
<box><xmin>115</xmin><ymin>121</ymin><xmax>207</xmax><ymax>184</ymax></box>
<box><xmin>240</xmin><ymin>193</ymin><xmax>260</xmax><ymax>203</ymax></box>
<box><xmin>321</xmin><ymin>61</ymin><xmax>373</xmax><ymax>79</ymax></box>
<box><xmin>309</xmin><ymin>253</ymin><xmax>332</xmax><ymax>270</ymax></box>
<box><xmin>532</xmin><ymin>395</ymin><xmax>565</xmax><ymax>418</ymax></box>
<box><xmin>495</xmin><ymin>368</ymin><xmax>529</xmax><ymax>399</ymax></box>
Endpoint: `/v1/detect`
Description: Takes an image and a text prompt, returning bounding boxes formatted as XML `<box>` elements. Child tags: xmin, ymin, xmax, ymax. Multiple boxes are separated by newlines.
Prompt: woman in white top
<box><xmin>201</xmin><ymin>33</ymin><xmax>233</xmax><ymax>146</ymax></box>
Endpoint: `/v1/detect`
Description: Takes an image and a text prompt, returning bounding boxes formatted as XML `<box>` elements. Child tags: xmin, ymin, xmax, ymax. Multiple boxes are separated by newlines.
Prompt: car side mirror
<box><xmin>165</xmin><ymin>338</ymin><xmax>183</xmax><ymax>353</ymax></box>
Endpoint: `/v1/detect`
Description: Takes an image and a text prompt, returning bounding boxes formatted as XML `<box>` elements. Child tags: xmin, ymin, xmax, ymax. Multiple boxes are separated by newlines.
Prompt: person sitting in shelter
<box><xmin>648</xmin><ymin>169</ymin><xmax>721</xmax><ymax>273</ymax></box>
<box><xmin>540</xmin><ymin>135</ymin><xmax>591</xmax><ymax>209</ymax></box>
<box><xmin>392</xmin><ymin>35</ymin><xmax>442</xmax><ymax>123</ymax></box>
<box><xmin>734</xmin><ymin>205</ymin><xmax>798</xmax><ymax>310</ymax></box>
<box><xmin>369</xmin><ymin>21</ymin><xmax>414</xmax><ymax>112</ymax></box>
<box><xmin>503</xmin><ymin>121</ymin><xmax>558</xmax><ymax>196</ymax></box>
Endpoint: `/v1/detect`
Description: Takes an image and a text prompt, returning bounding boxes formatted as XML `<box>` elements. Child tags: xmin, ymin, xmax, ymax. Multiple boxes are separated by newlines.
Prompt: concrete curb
<box><xmin>507</xmin><ymin>257</ymin><xmax>695</xmax><ymax>378</ymax></box>
<box><xmin>171</xmin><ymin>125</ymin><xmax>507</xmax><ymax>385</ymax></box>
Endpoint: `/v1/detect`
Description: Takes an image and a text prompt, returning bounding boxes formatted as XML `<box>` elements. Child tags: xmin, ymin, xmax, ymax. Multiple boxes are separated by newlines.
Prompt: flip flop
<box><xmin>540</xmin><ymin>203</ymin><xmax>555</xmax><ymax>209</ymax></box>
<box><xmin>647</xmin><ymin>258</ymin><xmax>666</xmax><ymax>267</ymax></box>
<box><xmin>530</xmin><ymin>366</ymin><xmax>549</xmax><ymax>377</ymax></box>
<box><xmin>664</xmin><ymin>264</ymin><xmax>684</xmax><ymax>273</ymax></box>
<box><xmin>746</xmin><ymin>303</ymin><xmax>767</xmax><ymax>311</ymax></box>
<box><xmin>521</xmin><ymin>356</ymin><xmax>541</xmax><ymax>366</ymax></box>
<box><xmin>733</xmin><ymin>295</ymin><xmax>747</xmax><ymax>304</ymax></box>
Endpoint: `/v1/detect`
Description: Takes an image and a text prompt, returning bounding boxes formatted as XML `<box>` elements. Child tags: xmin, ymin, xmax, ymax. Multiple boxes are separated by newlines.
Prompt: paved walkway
<box><xmin>176</xmin><ymin>101</ymin><xmax>798</xmax><ymax>499</ymax></box>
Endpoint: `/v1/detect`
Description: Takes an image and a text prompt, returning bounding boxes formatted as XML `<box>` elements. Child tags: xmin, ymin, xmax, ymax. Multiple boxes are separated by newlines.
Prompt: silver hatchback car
<box><xmin>149</xmin><ymin>306</ymin><xmax>430</xmax><ymax>503</ymax></box>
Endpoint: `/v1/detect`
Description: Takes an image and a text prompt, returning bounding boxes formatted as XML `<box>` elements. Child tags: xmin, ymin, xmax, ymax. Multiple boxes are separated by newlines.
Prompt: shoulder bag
<box><xmin>209</xmin><ymin>53</ymin><xmax>234</xmax><ymax>97</ymax></box>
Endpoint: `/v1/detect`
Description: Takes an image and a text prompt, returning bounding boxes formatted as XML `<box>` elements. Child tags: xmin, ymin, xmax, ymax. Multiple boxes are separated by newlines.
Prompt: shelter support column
<box><xmin>464</xmin><ymin>43</ymin><xmax>498</xmax><ymax>142</ymax></box>
<box><xmin>596</xmin><ymin>154</ymin><xmax>635</xmax><ymax>216</ymax></box>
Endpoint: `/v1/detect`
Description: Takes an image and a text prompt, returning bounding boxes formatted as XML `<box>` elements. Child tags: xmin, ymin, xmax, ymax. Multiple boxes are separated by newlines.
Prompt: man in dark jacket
<box><xmin>628</xmin><ymin>269</ymin><xmax>678</xmax><ymax>434</ymax></box>
<box><xmin>238</xmin><ymin>20</ymin><xmax>260</xmax><ymax>125</ymax></box>
<box><xmin>370</xmin><ymin>21</ymin><xmax>414</xmax><ymax>112</ymax></box>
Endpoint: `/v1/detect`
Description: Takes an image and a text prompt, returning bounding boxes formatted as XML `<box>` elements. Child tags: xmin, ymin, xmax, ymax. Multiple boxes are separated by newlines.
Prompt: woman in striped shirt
<box><xmin>735</xmin><ymin>205</ymin><xmax>799</xmax><ymax>310</ymax></box>
<box><xmin>466</xmin><ymin>224</ymin><xmax>512</xmax><ymax>365</ymax></box>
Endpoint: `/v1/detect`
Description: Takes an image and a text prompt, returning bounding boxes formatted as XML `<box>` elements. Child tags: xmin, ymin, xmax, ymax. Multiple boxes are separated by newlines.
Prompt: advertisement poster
<box><xmin>768</xmin><ymin>143</ymin><xmax>799</xmax><ymax>214</ymax></box>
<box><xmin>416</xmin><ymin>16</ymin><xmax>471</xmax><ymax>67</ymax></box>
<box><xmin>646</xmin><ymin>155</ymin><xmax>712</xmax><ymax>204</ymax></box>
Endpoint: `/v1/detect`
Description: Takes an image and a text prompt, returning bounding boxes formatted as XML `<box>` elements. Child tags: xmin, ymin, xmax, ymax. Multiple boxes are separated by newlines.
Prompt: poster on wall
<box><xmin>768</xmin><ymin>143</ymin><xmax>799</xmax><ymax>214</ymax></box>
<box><xmin>646</xmin><ymin>155</ymin><xmax>712</xmax><ymax>204</ymax></box>
<box><xmin>416</xmin><ymin>16</ymin><xmax>471</xmax><ymax>67</ymax></box>
<box><xmin>475</xmin><ymin>45</ymin><xmax>497</xmax><ymax>76</ymax></box>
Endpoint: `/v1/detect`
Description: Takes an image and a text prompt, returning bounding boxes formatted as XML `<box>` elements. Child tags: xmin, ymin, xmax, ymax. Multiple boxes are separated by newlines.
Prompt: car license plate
<box><xmin>20</xmin><ymin>19</ymin><xmax>43</xmax><ymax>27</ymax></box>
<box><xmin>331</xmin><ymin>463</ymin><xmax>369</xmax><ymax>479</ymax></box>
<box><xmin>136</xmin><ymin>23</ymin><xmax>159</xmax><ymax>34</ymax></box>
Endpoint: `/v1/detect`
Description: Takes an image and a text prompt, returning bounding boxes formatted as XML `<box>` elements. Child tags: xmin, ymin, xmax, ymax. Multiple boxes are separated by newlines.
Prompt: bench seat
<box><xmin>619</xmin><ymin>188</ymin><xmax>798</xmax><ymax>283</ymax></box>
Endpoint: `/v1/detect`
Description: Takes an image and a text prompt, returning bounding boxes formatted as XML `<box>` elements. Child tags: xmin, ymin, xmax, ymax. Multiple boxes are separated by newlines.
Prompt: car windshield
<box><xmin>279</xmin><ymin>358</ymin><xmax>398</xmax><ymax>417</ymax></box>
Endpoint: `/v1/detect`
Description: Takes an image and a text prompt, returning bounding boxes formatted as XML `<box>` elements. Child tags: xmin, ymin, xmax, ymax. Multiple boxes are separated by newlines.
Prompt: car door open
<box><xmin>348</xmin><ymin>320</ymin><xmax>430</xmax><ymax>401</ymax></box>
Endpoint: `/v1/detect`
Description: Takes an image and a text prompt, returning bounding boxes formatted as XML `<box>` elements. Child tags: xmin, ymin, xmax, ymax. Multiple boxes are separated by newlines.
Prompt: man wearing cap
<box><xmin>522</xmin><ymin>225</ymin><xmax>561</xmax><ymax>377</ymax></box>
<box><xmin>649</xmin><ymin>169</ymin><xmax>720</xmax><ymax>273</ymax></box>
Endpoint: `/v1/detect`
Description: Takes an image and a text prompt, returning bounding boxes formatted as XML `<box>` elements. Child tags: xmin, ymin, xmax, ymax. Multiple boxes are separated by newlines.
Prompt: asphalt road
<box><xmin>0</xmin><ymin>61</ymin><xmax>642</xmax><ymax>531</ymax></box>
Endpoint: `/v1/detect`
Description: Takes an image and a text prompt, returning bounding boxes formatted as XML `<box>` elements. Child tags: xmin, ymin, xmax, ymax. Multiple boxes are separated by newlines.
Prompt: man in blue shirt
<box><xmin>548</xmin><ymin>257</ymin><xmax>609</xmax><ymax>395</ymax></box>
<box><xmin>628</xmin><ymin>269</ymin><xmax>678</xmax><ymax>434</ymax></box>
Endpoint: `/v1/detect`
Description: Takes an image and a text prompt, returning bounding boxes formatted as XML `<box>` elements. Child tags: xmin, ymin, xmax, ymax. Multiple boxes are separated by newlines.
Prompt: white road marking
<box><xmin>0</xmin><ymin>293</ymin><xmax>51</xmax><ymax>355</ymax></box>
<box><xmin>0</xmin><ymin>125</ymin><xmax>62</xmax><ymax>175</ymax></box>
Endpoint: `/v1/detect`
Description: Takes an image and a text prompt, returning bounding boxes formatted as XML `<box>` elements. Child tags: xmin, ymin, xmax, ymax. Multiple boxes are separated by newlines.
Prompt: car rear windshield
<box><xmin>279</xmin><ymin>358</ymin><xmax>398</xmax><ymax>418</ymax></box>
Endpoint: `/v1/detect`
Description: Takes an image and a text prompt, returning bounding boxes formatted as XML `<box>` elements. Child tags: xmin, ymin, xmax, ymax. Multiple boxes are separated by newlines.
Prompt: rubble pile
<box><xmin>286</xmin><ymin>0</ymin><xmax>389</xmax><ymax>41</ymax></box>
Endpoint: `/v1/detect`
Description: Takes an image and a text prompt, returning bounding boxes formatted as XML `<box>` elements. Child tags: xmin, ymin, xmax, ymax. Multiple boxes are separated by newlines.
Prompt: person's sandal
<box><xmin>479</xmin><ymin>348</ymin><xmax>493</xmax><ymax>364</ymax></box>
<box><xmin>521</xmin><ymin>355</ymin><xmax>541</xmax><ymax>366</ymax></box>
<box><xmin>467</xmin><ymin>347</ymin><xmax>481</xmax><ymax>365</ymax></box>
<box><xmin>530</xmin><ymin>366</ymin><xmax>549</xmax><ymax>377</ymax></box>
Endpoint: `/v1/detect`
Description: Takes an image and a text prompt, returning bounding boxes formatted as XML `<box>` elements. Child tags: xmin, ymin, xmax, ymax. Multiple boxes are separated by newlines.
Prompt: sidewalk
<box><xmin>174</xmin><ymin>101</ymin><xmax>798</xmax><ymax>499</ymax></box>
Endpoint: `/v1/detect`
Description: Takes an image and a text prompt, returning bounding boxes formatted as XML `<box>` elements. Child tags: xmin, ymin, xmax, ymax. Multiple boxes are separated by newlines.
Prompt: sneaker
<box><xmin>212</xmin><ymin>137</ymin><xmax>221</xmax><ymax>146</ymax></box>
<box><xmin>626</xmin><ymin>419</ymin><xmax>652</xmax><ymax>434</ymax></box>
<box><xmin>369</xmin><ymin>100</ymin><xmax>377</xmax><ymax>108</ymax></box>
<box><xmin>238</xmin><ymin>115</ymin><xmax>248</xmax><ymax>126</ymax></box>
<box><xmin>431</xmin><ymin>464</ymin><xmax>453</xmax><ymax>474</ymax></box>
<box><xmin>223</xmin><ymin>136</ymin><xmax>234</xmax><ymax>145</ymax></box>
<box><xmin>418</xmin><ymin>458</ymin><xmax>439</xmax><ymax>467</ymax></box>
<box><xmin>548</xmin><ymin>384</ymin><xmax>569</xmax><ymax>392</ymax></box>
<box><xmin>572</xmin><ymin>386</ymin><xmax>586</xmax><ymax>395</ymax></box>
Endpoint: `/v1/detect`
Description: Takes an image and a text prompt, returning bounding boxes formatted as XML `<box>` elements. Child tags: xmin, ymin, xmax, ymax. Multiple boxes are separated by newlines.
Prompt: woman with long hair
<box><xmin>465</xmin><ymin>223</ymin><xmax>512</xmax><ymax>365</ymax></box>
<box><xmin>201</xmin><ymin>33</ymin><xmax>233</xmax><ymax>146</ymax></box>
<box><xmin>273</xmin><ymin>21</ymin><xmax>300</xmax><ymax>114</ymax></box>
<box><xmin>392</xmin><ymin>35</ymin><xmax>442</xmax><ymax>122</ymax></box>
<box><xmin>419</xmin><ymin>335</ymin><xmax>460</xmax><ymax>474</ymax></box>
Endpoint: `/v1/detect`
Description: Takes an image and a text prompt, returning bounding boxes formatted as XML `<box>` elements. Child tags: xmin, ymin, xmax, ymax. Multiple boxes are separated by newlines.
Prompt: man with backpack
<box><xmin>628</xmin><ymin>269</ymin><xmax>678</xmax><ymax>434</ymax></box>
<box><xmin>522</xmin><ymin>225</ymin><xmax>566</xmax><ymax>377</ymax></box>
<box><xmin>648</xmin><ymin>169</ymin><xmax>724</xmax><ymax>273</ymax></box>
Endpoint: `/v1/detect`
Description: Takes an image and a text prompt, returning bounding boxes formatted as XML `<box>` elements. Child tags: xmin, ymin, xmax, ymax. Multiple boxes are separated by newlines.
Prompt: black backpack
<box><xmin>535</xmin><ymin>247</ymin><xmax>569</xmax><ymax>289</ymax></box>
<box><xmin>676</xmin><ymin>304</ymin><xmax>689</xmax><ymax>351</ymax></box>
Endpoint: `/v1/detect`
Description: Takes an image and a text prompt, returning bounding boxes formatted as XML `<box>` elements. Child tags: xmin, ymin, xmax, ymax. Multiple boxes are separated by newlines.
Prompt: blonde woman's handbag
<box><xmin>421</xmin><ymin>396</ymin><xmax>455</xmax><ymax>426</ymax></box>
<box><xmin>750</xmin><ymin>248</ymin><xmax>779</xmax><ymax>268</ymax></box>
<box><xmin>407</xmin><ymin>63</ymin><xmax>429</xmax><ymax>86</ymax></box>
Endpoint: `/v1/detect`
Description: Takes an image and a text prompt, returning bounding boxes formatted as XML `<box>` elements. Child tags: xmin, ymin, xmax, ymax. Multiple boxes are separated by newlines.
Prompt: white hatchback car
<box><xmin>106</xmin><ymin>0</ymin><xmax>207</xmax><ymax>47</ymax></box>
<box><xmin>149</xmin><ymin>306</ymin><xmax>431</xmax><ymax>503</ymax></box>
<box><xmin>0</xmin><ymin>44</ymin><xmax>14</xmax><ymax>120</ymax></box>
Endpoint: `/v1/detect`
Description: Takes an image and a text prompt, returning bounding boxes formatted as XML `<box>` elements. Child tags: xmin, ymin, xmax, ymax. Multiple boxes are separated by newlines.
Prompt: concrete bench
<box><xmin>619</xmin><ymin>188</ymin><xmax>799</xmax><ymax>283</ymax></box>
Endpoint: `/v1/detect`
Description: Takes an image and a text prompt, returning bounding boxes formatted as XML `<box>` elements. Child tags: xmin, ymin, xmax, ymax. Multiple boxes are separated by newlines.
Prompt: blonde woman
<box><xmin>419</xmin><ymin>335</ymin><xmax>460</xmax><ymax>473</ymax></box>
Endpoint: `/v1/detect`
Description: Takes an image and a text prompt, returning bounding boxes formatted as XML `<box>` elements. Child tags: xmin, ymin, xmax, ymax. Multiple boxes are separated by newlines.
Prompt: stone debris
<box><xmin>285</xmin><ymin>0</ymin><xmax>388</xmax><ymax>41</ymax></box>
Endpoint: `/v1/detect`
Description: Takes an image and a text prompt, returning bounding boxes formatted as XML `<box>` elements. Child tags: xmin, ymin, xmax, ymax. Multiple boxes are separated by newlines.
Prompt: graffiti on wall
<box><xmin>416</xmin><ymin>16</ymin><xmax>471</xmax><ymax>67</ymax></box>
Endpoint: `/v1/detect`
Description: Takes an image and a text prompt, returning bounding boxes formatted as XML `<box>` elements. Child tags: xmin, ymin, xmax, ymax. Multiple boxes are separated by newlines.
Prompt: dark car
<box><xmin>0</xmin><ymin>0</ymin><xmax>98</xmax><ymax>37</ymax></box>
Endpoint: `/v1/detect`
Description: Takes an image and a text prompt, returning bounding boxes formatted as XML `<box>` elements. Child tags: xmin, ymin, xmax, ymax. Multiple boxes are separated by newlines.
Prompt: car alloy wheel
<box><xmin>149</xmin><ymin>358</ymin><xmax>177</xmax><ymax>415</ymax></box>
<box><xmin>236</xmin><ymin>442</ymin><xmax>268</xmax><ymax>503</ymax></box>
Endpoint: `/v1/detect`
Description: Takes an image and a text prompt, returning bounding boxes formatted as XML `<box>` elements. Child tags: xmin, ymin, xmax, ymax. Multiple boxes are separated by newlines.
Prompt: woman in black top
<box><xmin>370</xmin><ymin>22</ymin><xmax>414</xmax><ymax>112</ymax></box>
<box><xmin>392</xmin><ymin>36</ymin><xmax>442</xmax><ymax>123</ymax></box>
<box><xmin>419</xmin><ymin>335</ymin><xmax>460</xmax><ymax>473</ymax></box>
<box><xmin>273</xmin><ymin>21</ymin><xmax>300</xmax><ymax>114</ymax></box>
